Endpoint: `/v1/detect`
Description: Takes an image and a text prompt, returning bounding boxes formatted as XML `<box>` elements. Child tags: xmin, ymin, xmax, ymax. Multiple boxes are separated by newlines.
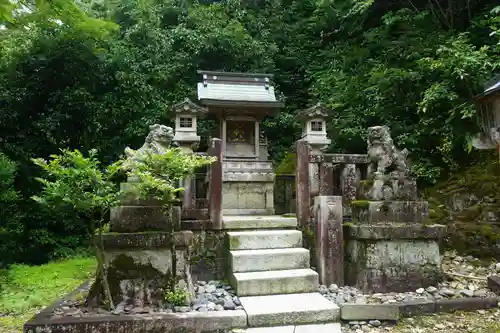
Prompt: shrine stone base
<box><xmin>345</xmin><ymin>200</ymin><xmax>446</xmax><ymax>293</ymax></box>
<box><xmin>222</xmin><ymin>160</ymin><xmax>275</xmax><ymax>216</ymax></box>
<box><xmin>86</xmin><ymin>231</ymin><xmax>195</xmax><ymax>308</ymax></box>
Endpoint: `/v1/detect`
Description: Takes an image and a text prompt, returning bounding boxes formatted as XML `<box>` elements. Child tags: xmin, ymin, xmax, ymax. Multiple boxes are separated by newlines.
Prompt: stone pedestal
<box><xmin>345</xmin><ymin>201</ymin><xmax>446</xmax><ymax>293</ymax></box>
<box><xmin>88</xmin><ymin>180</ymin><xmax>192</xmax><ymax>309</ymax></box>
<box><xmin>87</xmin><ymin>231</ymin><xmax>194</xmax><ymax>308</ymax></box>
<box><xmin>222</xmin><ymin>160</ymin><xmax>275</xmax><ymax>215</ymax></box>
<box><xmin>110</xmin><ymin>181</ymin><xmax>181</xmax><ymax>232</ymax></box>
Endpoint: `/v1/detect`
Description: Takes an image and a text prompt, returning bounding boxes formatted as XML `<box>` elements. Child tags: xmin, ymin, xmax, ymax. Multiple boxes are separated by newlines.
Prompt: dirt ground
<box><xmin>387</xmin><ymin>308</ymin><xmax>500</xmax><ymax>333</ymax></box>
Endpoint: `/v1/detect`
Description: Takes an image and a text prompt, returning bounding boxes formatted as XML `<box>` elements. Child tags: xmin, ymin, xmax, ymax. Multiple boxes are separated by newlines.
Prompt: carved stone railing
<box><xmin>296</xmin><ymin>140</ymin><xmax>369</xmax><ymax>228</ymax></box>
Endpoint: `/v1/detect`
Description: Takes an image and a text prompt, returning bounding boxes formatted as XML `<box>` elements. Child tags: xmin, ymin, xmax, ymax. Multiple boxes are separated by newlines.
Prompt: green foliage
<box><xmin>0</xmin><ymin>153</ymin><xmax>23</xmax><ymax>267</ymax></box>
<box><xmin>32</xmin><ymin>149</ymin><xmax>121</xmax><ymax>220</ymax></box>
<box><xmin>274</xmin><ymin>152</ymin><xmax>296</xmax><ymax>174</ymax></box>
<box><xmin>0</xmin><ymin>153</ymin><xmax>17</xmax><ymax>203</ymax></box>
<box><xmin>1</xmin><ymin>0</ymin><xmax>500</xmax><ymax>264</ymax></box>
<box><xmin>164</xmin><ymin>287</ymin><xmax>189</xmax><ymax>306</ymax></box>
<box><xmin>0</xmin><ymin>0</ymin><xmax>117</xmax><ymax>36</ymax></box>
<box><xmin>308</xmin><ymin>7</ymin><xmax>499</xmax><ymax>185</ymax></box>
<box><xmin>0</xmin><ymin>256</ymin><xmax>95</xmax><ymax>332</ymax></box>
<box><xmin>124</xmin><ymin>148</ymin><xmax>216</xmax><ymax>205</ymax></box>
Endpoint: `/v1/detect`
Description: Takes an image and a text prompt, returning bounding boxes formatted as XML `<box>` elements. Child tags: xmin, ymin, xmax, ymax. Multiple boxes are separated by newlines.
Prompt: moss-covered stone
<box><xmin>351</xmin><ymin>200</ymin><xmax>370</xmax><ymax>208</ymax></box>
<box><xmin>190</xmin><ymin>230</ymin><xmax>227</xmax><ymax>281</ymax></box>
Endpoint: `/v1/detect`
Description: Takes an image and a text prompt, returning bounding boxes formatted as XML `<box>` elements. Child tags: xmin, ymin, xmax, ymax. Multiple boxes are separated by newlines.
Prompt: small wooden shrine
<box><xmin>197</xmin><ymin>70</ymin><xmax>284</xmax><ymax>215</ymax></box>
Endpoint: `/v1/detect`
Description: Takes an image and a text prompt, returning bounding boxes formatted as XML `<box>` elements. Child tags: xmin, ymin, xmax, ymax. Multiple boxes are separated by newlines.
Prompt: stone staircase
<box><xmin>225</xmin><ymin>215</ymin><xmax>340</xmax><ymax>328</ymax></box>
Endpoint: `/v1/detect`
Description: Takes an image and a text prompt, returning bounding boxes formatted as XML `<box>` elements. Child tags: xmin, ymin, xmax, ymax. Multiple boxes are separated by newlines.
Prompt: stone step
<box><xmin>232</xmin><ymin>269</ymin><xmax>318</xmax><ymax>296</ymax></box>
<box><xmin>245</xmin><ymin>323</ymin><xmax>342</xmax><ymax>333</ymax></box>
<box><xmin>230</xmin><ymin>248</ymin><xmax>310</xmax><ymax>273</ymax></box>
<box><xmin>227</xmin><ymin>230</ymin><xmax>302</xmax><ymax>250</ymax></box>
<box><xmin>240</xmin><ymin>293</ymin><xmax>340</xmax><ymax>327</ymax></box>
<box><xmin>222</xmin><ymin>215</ymin><xmax>297</xmax><ymax>230</ymax></box>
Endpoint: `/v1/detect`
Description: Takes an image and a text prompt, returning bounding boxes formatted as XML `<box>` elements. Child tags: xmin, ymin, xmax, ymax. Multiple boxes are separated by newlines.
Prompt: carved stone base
<box><xmin>110</xmin><ymin>206</ymin><xmax>180</xmax><ymax>232</ymax></box>
<box><xmin>86</xmin><ymin>231</ymin><xmax>194</xmax><ymax>308</ymax></box>
<box><xmin>222</xmin><ymin>182</ymin><xmax>274</xmax><ymax>216</ymax></box>
<box><xmin>351</xmin><ymin>200</ymin><xmax>429</xmax><ymax>224</ymax></box>
<box><xmin>344</xmin><ymin>224</ymin><xmax>446</xmax><ymax>293</ymax></box>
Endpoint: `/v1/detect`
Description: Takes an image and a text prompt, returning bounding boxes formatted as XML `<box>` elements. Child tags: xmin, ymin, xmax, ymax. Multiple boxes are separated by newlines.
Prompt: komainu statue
<box><xmin>123</xmin><ymin>124</ymin><xmax>174</xmax><ymax>170</ymax></box>
<box><xmin>365</xmin><ymin>126</ymin><xmax>416</xmax><ymax>200</ymax></box>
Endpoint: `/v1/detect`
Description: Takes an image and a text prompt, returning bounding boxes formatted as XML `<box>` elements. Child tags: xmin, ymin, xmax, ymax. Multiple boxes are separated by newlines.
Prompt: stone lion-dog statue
<box><xmin>123</xmin><ymin>124</ymin><xmax>174</xmax><ymax>170</ymax></box>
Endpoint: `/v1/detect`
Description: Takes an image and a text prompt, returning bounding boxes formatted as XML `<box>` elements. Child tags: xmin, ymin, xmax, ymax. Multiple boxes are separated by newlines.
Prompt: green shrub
<box><xmin>0</xmin><ymin>153</ymin><xmax>23</xmax><ymax>267</ymax></box>
<box><xmin>165</xmin><ymin>288</ymin><xmax>190</xmax><ymax>306</ymax></box>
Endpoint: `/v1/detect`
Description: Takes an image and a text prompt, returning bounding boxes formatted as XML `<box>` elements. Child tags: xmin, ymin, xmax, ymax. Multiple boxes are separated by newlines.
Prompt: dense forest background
<box><xmin>0</xmin><ymin>0</ymin><xmax>499</xmax><ymax>265</ymax></box>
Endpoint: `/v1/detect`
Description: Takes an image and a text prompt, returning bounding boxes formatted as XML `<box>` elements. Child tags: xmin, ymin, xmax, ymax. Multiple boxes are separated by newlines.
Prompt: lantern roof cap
<box><xmin>172</xmin><ymin>98</ymin><xmax>208</xmax><ymax>115</ymax></box>
<box><xmin>296</xmin><ymin>103</ymin><xmax>329</xmax><ymax>120</ymax></box>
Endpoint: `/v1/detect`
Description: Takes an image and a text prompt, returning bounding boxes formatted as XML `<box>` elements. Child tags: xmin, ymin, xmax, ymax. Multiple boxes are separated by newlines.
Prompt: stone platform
<box><xmin>345</xmin><ymin>201</ymin><xmax>446</xmax><ymax>293</ymax></box>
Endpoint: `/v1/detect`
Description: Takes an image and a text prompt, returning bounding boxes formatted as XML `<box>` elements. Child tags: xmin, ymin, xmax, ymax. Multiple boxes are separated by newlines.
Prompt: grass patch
<box><xmin>0</xmin><ymin>256</ymin><xmax>96</xmax><ymax>333</ymax></box>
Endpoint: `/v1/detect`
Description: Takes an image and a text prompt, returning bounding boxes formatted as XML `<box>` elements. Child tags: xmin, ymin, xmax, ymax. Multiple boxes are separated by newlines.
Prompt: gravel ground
<box><xmin>321</xmin><ymin>250</ymin><xmax>500</xmax><ymax>306</ymax></box>
<box><xmin>52</xmin><ymin>280</ymin><xmax>242</xmax><ymax>317</ymax></box>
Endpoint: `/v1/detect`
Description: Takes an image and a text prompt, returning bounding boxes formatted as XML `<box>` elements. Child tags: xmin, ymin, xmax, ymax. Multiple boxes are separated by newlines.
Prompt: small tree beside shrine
<box><xmin>32</xmin><ymin>149</ymin><xmax>122</xmax><ymax>309</ymax></box>
<box><xmin>32</xmin><ymin>140</ymin><xmax>215</xmax><ymax>311</ymax></box>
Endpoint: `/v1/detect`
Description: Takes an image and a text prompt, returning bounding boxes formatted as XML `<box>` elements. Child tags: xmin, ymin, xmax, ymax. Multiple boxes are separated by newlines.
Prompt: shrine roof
<box><xmin>476</xmin><ymin>74</ymin><xmax>500</xmax><ymax>101</ymax></box>
<box><xmin>196</xmin><ymin>70</ymin><xmax>284</xmax><ymax>108</ymax></box>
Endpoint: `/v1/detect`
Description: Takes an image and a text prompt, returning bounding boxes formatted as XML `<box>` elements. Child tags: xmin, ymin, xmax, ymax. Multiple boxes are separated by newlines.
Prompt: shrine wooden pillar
<box><xmin>296</xmin><ymin>140</ymin><xmax>311</xmax><ymax>229</ymax></box>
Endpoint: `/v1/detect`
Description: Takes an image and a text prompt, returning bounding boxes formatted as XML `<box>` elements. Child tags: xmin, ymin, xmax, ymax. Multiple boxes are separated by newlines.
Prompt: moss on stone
<box><xmin>229</xmin><ymin>236</ymin><xmax>240</xmax><ymax>249</ymax></box>
<box><xmin>300</xmin><ymin>226</ymin><xmax>316</xmax><ymax>266</ymax></box>
<box><xmin>351</xmin><ymin>200</ymin><xmax>370</xmax><ymax>208</ymax></box>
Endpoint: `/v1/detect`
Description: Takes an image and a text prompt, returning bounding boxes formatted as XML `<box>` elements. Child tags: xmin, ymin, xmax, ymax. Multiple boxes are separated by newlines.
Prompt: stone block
<box><xmin>190</xmin><ymin>230</ymin><xmax>227</xmax><ymax>282</ymax></box>
<box><xmin>222</xmin><ymin>182</ymin><xmax>275</xmax><ymax>215</ymax></box>
<box><xmin>435</xmin><ymin>297</ymin><xmax>500</xmax><ymax>313</ymax></box>
<box><xmin>345</xmin><ymin>223</ymin><xmax>447</xmax><ymax>240</ymax></box>
<box><xmin>340</xmin><ymin>303</ymin><xmax>399</xmax><ymax>320</ymax></box>
<box><xmin>345</xmin><ymin>238</ymin><xmax>443</xmax><ymax>293</ymax></box>
<box><xmin>230</xmin><ymin>248</ymin><xmax>310</xmax><ymax>273</ymax></box>
<box><xmin>245</xmin><ymin>327</ymin><xmax>295</xmax><ymax>333</ymax></box>
<box><xmin>294</xmin><ymin>323</ymin><xmax>342</xmax><ymax>333</ymax></box>
<box><xmin>346</xmin><ymin>265</ymin><xmax>443</xmax><ymax>294</ymax></box>
<box><xmin>86</xmin><ymin>245</ymin><xmax>194</xmax><ymax>307</ymax></box>
<box><xmin>232</xmin><ymin>269</ymin><xmax>318</xmax><ymax>296</ymax></box>
<box><xmin>351</xmin><ymin>201</ymin><xmax>428</xmax><ymax>224</ymax></box>
<box><xmin>181</xmin><ymin>208</ymin><xmax>209</xmax><ymax>220</ymax></box>
<box><xmin>87</xmin><ymin>230</ymin><xmax>194</xmax><ymax>307</ymax></box>
<box><xmin>240</xmin><ymin>293</ymin><xmax>340</xmax><ymax>327</ymax></box>
<box><xmin>227</xmin><ymin>230</ymin><xmax>302</xmax><ymax>250</ymax></box>
<box><xmin>313</xmin><ymin>195</ymin><xmax>344</xmax><ymax>286</ymax></box>
<box><xmin>222</xmin><ymin>215</ymin><xmax>297</xmax><ymax>230</ymax></box>
<box><xmin>398</xmin><ymin>299</ymin><xmax>436</xmax><ymax>317</ymax></box>
<box><xmin>100</xmin><ymin>231</ymin><xmax>193</xmax><ymax>250</ymax></box>
<box><xmin>487</xmin><ymin>275</ymin><xmax>500</xmax><ymax>294</ymax></box>
<box><xmin>24</xmin><ymin>310</ymin><xmax>247</xmax><ymax>333</ymax></box>
<box><xmin>110</xmin><ymin>205</ymin><xmax>180</xmax><ymax>232</ymax></box>
<box><xmin>346</xmin><ymin>239</ymin><xmax>441</xmax><ymax>269</ymax></box>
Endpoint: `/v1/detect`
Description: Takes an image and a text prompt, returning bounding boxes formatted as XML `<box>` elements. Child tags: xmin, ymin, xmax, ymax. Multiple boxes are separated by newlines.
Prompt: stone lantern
<box><xmin>297</xmin><ymin>103</ymin><xmax>331</xmax><ymax>154</ymax></box>
<box><xmin>473</xmin><ymin>75</ymin><xmax>500</xmax><ymax>157</ymax></box>
<box><xmin>172</xmin><ymin>98</ymin><xmax>208</xmax><ymax>153</ymax></box>
<box><xmin>297</xmin><ymin>103</ymin><xmax>332</xmax><ymax>197</ymax></box>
